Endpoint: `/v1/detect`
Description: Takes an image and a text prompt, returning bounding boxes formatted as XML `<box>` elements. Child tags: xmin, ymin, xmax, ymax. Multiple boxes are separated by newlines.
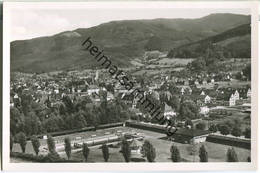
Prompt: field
<box><xmin>132</xmin><ymin>67</ymin><xmax>184</xmax><ymax>75</ymax></box>
<box><xmin>12</xmin><ymin>126</ymin><xmax>250</xmax><ymax>162</ymax></box>
<box><xmin>216</xmin><ymin>80</ymin><xmax>251</xmax><ymax>88</ymax></box>
<box><xmin>157</xmin><ymin>58</ymin><xmax>194</xmax><ymax>65</ymax></box>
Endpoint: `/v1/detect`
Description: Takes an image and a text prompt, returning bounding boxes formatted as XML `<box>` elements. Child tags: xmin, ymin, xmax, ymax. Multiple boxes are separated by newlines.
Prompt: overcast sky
<box><xmin>10</xmin><ymin>8</ymin><xmax>250</xmax><ymax>41</ymax></box>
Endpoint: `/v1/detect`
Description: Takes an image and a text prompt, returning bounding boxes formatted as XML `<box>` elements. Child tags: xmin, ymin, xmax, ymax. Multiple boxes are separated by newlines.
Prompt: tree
<box><xmin>10</xmin><ymin>134</ymin><xmax>14</xmax><ymax>152</ymax></box>
<box><xmin>244</xmin><ymin>128</ymin><xmax>251</xmax><ymax>138</ymax></box>
<box><xmin>64</xmin><ymin>137</ymin><xmax>71</xmax><ymax>159</ymax></box>
<box><xmin>231</xmin><ymin>126</ymin><xmax>242</xmax><ymax>137</ymax></box>
<box><xmin>209</xmin><ymin>124</ymin><xmax>218</xmax><ymax>133</ymax></box>
<box><xmin>187</xmin><ymin>57</ymin><xmax>206</xmax><ymax>73</ymax></box>
<box><xmin>226</xmin><ymin>147</ymin><xmax>238</xmax><ymax>162</ymax></box>
<box><xmin>24</xmin><ymin>112</ymin><xmax>41</xmax><ymax>136</ymax></box>
<box><xmin>62</xmin><ymin>96</ymin><xmax>74</xmax><ymax>113</ymax></box>
<box><xmin>73</xmin><ymin>111</ymin><xmax>87</xmax><ymax>129</ymax></box>
<box><xmin>196</xmin><ymin>122</ymin><xmax>206</xmax><ymax>130</ymax></box>
<box><xmin>17</xmin><ymin>132</ymin><xmax>27</xmax><ymax>153</ymax></box>
<box><xmin>43</xmin><ymin>115</ymin><xmax>61</xmax><ymax>133</ymax></box>
<box><xmin>219</xmin><ymin>125</ymin><xmax>230</xmax><ymax>135</ymax></box>
<box><xmin>105</xmin><ymin>84</ymin><xmax>114</xmax><ymax>94</ymax></box>
<box><xmin>247</xmin><ymin>156</ymin><xmax>251</xmax><ymax>162</ymax></box>
<box><xmin>141</xmin><ymin>140</ymin><xmax>156</xmax><ymax>162</ymax></box>
<box><xmin>184</xmin><ymin>119</ymin><xmax>193</xmax><ymax>129</ymax></box>
<box><xmin>121</xmin><ymin>139</ymin><xmax>131</xmax><ymax>162</ymax></box>
<box><xmin>101</xmin><ymin>144</ymin><xmax>109</xmax><ymax>162</ymax></box>
<box><xmin>82</xmin><ymin>143</ymin><xmax>90</xmax><ymax>162</ymax></box>
<box><xmin>10</xmin><ymin>107</ymin><xmax>25</xmax><ymax>135</ymax></box>
<box><xmin>20</xmin><ymin>93</ymin><xmax>33</xmax><ymax>116</ymax></box>
<box><xmin>168</xmin><ymin>95</ymin><xmax>180</xmax><ymax>112</ymax></box>
<box><xmin>199</xmin><ymin>145</ymin><xmax>208</xmax><ymax>162</ymax></box>
<box><xmin>170</xmin><ymin>145</ymin><xmax>181</xmax><ymax>162</ymax></box>
<box><xmin>179</xmin><ymin>100</ymin><xmax>199</xmax><ymax>120</ymax></box>
<box><xmin>31</xmin><ymin>135</ymin><xmax>40</xmax><ymax>155</ymax></box>
<box><xmin>47</xmin><ymin>135</ymin><xmax>56</xmax><ymax>153</ymax></box>
<box><xmin>242</xmin><ymin>64</ymin><xmax>251</xmax><ymax>80</ymax></box>
<box><xmin>145</xmin><ymin>36</ymin><xmax>163</xmax><ymax>51</ymax></box>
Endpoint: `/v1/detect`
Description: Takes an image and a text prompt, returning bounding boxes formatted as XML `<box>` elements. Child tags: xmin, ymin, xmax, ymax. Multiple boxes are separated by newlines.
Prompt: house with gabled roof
<box><xmin>229</xmin><ymin>94</ymin><xmax>236</xmax><ymax>106</ymax></box>
<box><xmin>247</xmin><ymin>88</ymin><xmax>251</xmax><ymax>98</ymax></box>
<box><xmin>164</xmin><ymin>103</ymin><xmax>176</xmax><ymax>119</ymax></box>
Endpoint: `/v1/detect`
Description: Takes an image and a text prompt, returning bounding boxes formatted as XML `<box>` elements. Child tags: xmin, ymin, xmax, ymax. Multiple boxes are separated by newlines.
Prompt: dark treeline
<box><xmin>11</xmin><ymin>92</ymin><xmax>131</xmax><ymax>140</ymax></box>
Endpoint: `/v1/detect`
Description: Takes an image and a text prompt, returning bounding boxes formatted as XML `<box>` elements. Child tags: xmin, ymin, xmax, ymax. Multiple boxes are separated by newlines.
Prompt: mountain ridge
<box><xmin>10</xmin><ymin>13</ymin><xmax>250</xmax><ymax>73</ymax></box>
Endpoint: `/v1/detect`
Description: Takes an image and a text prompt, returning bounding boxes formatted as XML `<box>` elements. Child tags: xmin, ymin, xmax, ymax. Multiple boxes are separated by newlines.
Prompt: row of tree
<box><xmin>11</xmin><ymin>132</ymin><xmax>249</xmax><ymax>162</ymax></box>
<box><xmin>209</xmin><ymin>123</ymin><xmax>251</xmax><ymax>138</ymax></box>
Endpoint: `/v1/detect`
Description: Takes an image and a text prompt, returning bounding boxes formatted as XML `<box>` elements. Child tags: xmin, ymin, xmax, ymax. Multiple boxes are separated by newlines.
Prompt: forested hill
<box><xmin>167</xmin><ymin>23</ymin><xmax>251</xmax><ymax>59</ymax></box>
<box><xmin>11</xmin><ymin>13</ymin><xmax>250</xmax><ymax>73</ymax></box>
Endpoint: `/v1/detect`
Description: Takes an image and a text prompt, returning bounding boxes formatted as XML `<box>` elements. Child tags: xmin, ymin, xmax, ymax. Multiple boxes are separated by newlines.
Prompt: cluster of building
<box><xmin>10</xmin><ymin>62</ymin><xmax>251</xmax><ymax>129</ymax></box>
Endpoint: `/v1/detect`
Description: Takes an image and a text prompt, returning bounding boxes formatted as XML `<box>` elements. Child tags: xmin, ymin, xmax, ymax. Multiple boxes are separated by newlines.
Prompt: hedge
<box><xmin>10</xmin><ymin>152</ymin><xmax>81</xmax><ymax>162</ymax></box>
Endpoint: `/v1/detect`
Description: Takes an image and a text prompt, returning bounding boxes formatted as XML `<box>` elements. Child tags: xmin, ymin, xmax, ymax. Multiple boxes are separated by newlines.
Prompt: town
<box><xmin>10</xmin><ymin>48</ymin><xmax>251</xmax><ymax>162</ymax></box>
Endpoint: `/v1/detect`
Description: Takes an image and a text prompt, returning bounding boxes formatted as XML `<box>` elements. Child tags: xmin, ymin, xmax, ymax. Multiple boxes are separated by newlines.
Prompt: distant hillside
<box><xmin>167</xmin><ymin>23</ymin><xmax>251</xmax><ymax>59</ymax></box>
<box><xmin>10</xmin><ymin>13</ymin><xmax>250</xmax><ymax>73</ymax></box>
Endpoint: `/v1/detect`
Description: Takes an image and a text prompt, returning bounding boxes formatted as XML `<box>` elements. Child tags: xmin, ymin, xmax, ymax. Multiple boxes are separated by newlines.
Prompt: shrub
<box><xmin>195</xmin><ymin>122</ymin><xmax>206</xmax><ymax>130</ymax></box>
<box><xmin>10</xmin><ymin>152</ymin><xmax>46</xmax><ymax>162</ymax></box>
<box><xmin>208</xmin><ymin>124</ymin><xmax>218</xmax><ymax>132</ymax></box>
<box><xmin>244</xmin><ymin>128</ymin><xmax>251</xmax><ymax>138</ymax></box>
<box><xmin>219</xmin><ymin>125</ymin><xmax>230</xmax><ymax>135</ymax></box>
<box><xmin>10</xmin><ymin>152</ymin><xmax>69</xmax><ymax>163</ymax></box>
<box><xmin>44</xmin><ymin>152</ymin><xmax>61</xmax><ymax>162</ymax></box>
<box><xmin>231</xmin><ymin>126</ymin><xmax>242</xmax><ymax>137</ymax></box>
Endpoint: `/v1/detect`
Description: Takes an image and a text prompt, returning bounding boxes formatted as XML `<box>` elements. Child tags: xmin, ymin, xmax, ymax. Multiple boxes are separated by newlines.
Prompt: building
<box><xmin>229</xmin><ymin>90</ymin><xmax>240</xmax><ymax>106</ymax></box>
<box><xmin>194</xmin><ymin>79</ymin><xmax>199</xmax><ymax>85</ymax></box>
<box><xmin>87</xmin><ymin>85</ymin><xmax>100</xmax><ymax>95</ymax></box>
<box><xmin>164</xmin><ymin>103</ymin><xmax>176</xmax><ymax>119</ymax></box>
<box><xmin>234</xmin><ymin>90</ymin><xmax>240</xmax><ymax>100</ymax></box>
<box><xmin>200</xmin><ymin>106</ymin><xmax>209</xmax><ymax>115</ymax></box>
<box><xmin>202</xmin><ymin>79</ymin><xmax>207</xmax><ymax>85</ymax></box>
<box><xmin>229</xmin><ymin>94</ymin><xmax>236</xmax><ymax>106</ymax></box>
<box><xmin>204</xmin><ymin>95</ymin><xmax>211</xmax><ymax>104</ymax></box>
<box><xmin>247</xmin><ymin>88</ymin><xmax>251</xmax><ymax>98</ymax></box>
<box><xmin>179</xmin><ymin>86</ymin><xmax>192</xmax><ymax>95</ymax></box>
<box><xmin>197</xmin><ymin>94</ymin><xmax>211</xmax><ymax>105</ymax></box>
<box><xmin>171</xmin><ymin>128</ymin><xmax>210</xmax><ymax>144</ymax></box>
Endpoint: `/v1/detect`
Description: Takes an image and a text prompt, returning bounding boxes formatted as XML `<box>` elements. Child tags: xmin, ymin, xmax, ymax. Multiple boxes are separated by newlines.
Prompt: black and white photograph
<box><xmin>2</xmin><ymin>1</ymin><xmax>258</xmax><ymax>171</ymax></box>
